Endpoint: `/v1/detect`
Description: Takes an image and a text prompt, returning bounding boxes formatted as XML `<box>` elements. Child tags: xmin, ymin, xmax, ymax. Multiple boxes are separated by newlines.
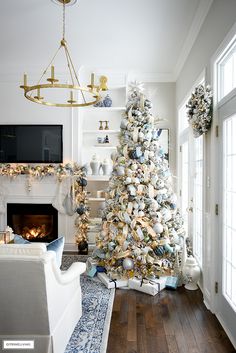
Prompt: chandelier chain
<box><xmin>63</xmin><ymin>0</ymin><xmax>66</xmax><ymax>39</ymax></box>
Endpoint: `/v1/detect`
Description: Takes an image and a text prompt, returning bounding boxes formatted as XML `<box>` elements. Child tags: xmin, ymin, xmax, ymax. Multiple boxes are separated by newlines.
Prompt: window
<box><xmin>223</xmin><ymin>115</ymin><xmax>236</xmax><ymax>310</ymax></box>
<box><xmin>218</xmin><ymin>36</ymin><xmax>236</xmax><ymax>101</ymax></box>
<box><xmin>180</xmin><ymin>141</ymin><xmax>189</xmax><ymax>230</ymax></box>
<box><xmin>192</xmin><ymin>135</ymin><xmax>203</xmax><ymax>266</ymax></box>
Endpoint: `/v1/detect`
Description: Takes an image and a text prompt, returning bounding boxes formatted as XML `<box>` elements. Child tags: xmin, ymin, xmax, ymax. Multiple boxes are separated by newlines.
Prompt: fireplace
<box><xmin>7</xmin><ymin>203</ymin><xmax>58</xmax><ymax>242</ymax></box>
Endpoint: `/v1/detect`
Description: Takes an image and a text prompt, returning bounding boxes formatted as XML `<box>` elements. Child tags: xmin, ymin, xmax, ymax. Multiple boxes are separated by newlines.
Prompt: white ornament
<box><xmin>153</xmin><ymin>222</ymin><xmax>163</xmax><ymax>234</ymax></box>
<box><xmin>123</xmin><ymin>258</ymin><xmax>134</xmax><ymax>270</ymax></box>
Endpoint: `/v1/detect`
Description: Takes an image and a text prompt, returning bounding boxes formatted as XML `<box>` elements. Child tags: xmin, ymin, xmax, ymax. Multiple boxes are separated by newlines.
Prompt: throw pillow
<box><xmin>14</xmin><ymin>234</ymin><xmax>31</xmax><ymax>244</ymax></box>
<box><xmin>47</xmin><ymin>236</ymin><xmax>65</xmax><ymax>268</ymax></box>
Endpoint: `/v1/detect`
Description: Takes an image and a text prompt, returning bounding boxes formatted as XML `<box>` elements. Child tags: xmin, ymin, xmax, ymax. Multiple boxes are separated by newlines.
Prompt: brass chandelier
<box><xmin>20</xmin><ymin>0</ymin><xmax>107</xmax><ymax>107</ymax></box>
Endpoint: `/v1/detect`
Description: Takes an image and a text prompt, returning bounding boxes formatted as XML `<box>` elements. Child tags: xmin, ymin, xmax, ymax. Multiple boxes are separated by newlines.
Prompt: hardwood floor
<box><xmin>107</xmin><ymin>286</ymin><xmax>236</xmax><ymax>353</ymax></box>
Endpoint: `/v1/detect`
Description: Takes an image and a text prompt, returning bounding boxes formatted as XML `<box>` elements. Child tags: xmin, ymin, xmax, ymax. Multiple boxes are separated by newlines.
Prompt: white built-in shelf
<box><xmin>88</xmin><ymin>197</ymin><xmax>106</xmax><ymax>202</ymax></box>
<box><xmin>93</xmin><ymin>144</ymin><xmax>117</xmax><ymax>149</ymax></box>
<box><xmin>83</xmin><ymin>130</ymin><xmax>120</xmax><ymax>134</ymax></box>
<box><xmin>87</xmin><ymin>175</ymin><xmax>110</xmax><ymax>181</ymax></box>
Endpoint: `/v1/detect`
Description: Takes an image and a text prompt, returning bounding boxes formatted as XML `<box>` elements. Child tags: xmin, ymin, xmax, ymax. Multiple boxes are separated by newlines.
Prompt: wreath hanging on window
<box><xmin>186</xmin><ymin>84</ymin><xmax>213</xmax><ymax>138</ymax></box>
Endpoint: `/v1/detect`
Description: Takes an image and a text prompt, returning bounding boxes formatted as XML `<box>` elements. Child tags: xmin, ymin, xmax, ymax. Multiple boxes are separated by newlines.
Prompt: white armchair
<box><xmin>0</xmin><ymin>243</ymin><xmax>86</xmax><ymax>353</ymax></box>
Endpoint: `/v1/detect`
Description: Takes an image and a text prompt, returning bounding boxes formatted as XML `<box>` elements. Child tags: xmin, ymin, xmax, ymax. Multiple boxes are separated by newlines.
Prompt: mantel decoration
<box><xmin>20</xmin><ymin>0</ymin><xmax>108</xmax><ymax>107</ymax></box>
<box><xmin>186</xmin><ymin>84</ymin><xmax>213</xmax><ymax>138</ymax></box>
<box><xmin>0</xmin><ymin>162</ymin><xmax>89</xmax><ymax>249</ymax></box>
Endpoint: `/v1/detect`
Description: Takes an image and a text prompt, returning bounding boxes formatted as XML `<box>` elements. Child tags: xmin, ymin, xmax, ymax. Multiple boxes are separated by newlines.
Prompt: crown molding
<box><xmin>173</xmin><ymin>0</ymin><xmax>213</xmax><ymax>81</ymax></box>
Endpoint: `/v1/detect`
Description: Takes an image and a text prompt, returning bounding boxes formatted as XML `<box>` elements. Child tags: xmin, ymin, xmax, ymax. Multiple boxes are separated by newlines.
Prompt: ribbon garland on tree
<box><xmin>186</xmin><ymin>84</ymin><xmax>213</xmax><ymax>138</ymax></box>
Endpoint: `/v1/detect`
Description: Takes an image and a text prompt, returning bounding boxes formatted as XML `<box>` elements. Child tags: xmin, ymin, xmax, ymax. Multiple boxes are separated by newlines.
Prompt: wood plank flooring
<box><xmin>107</xmin><ymin>286</ymin><xmax>236</xmax><ymax>353</ymax></box>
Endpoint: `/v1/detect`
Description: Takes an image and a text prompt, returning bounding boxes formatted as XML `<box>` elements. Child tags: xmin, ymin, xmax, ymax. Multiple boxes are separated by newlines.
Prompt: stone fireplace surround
<box><xmin>0</xmin><ymin>176</ymin><xmax>78</xmax><ymax>251</ymax></box>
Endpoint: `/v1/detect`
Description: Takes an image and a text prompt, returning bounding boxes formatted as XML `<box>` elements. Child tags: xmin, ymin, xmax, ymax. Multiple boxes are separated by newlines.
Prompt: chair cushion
<box><xmin>14</xmin><ymin>234</ymin><xmax>31</xmax><ymax>244</ymax></box>
<box><xmin>13</xmin><ymin>234</ymin><xmax>64</xmax><ymax>267</ymax></box>
<box><xmin>47</xmin><ymin>236</ymin><xmax>65</xmax><ymax>268</ymax></box>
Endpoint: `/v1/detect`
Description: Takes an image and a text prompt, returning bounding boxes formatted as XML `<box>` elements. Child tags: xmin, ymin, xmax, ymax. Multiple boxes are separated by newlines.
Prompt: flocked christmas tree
<box><xmin>95</xmin><ymin>83</ymin><xmax>186</xmax><ymax>279</ymax></box>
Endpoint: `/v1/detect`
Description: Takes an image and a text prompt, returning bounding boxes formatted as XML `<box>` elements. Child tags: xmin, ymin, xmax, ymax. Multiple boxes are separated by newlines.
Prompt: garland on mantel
<box><xmin>0</xmin><ymin>163</ymin><xmax>89</xmax><ymax>250</ymax></box>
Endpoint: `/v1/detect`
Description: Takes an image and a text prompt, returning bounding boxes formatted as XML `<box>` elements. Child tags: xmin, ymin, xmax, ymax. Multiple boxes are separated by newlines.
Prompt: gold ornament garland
<box><xmin>0</xmin><ymin>162</ymin><xmax>89</xmax><ymax>246</ymax></box>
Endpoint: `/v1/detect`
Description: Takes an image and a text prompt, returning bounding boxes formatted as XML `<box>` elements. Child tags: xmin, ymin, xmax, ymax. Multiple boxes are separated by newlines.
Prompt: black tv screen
<box><xmin>0</xmin><ymin>125</ymin><xmax>63</xmax><ymax>163</ymax></box>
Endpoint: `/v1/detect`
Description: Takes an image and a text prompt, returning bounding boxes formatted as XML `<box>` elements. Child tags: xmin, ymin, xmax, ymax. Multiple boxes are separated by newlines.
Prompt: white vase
<box><xmin>90</xmin><ymin>154</ymin><xmax>100</xmax><ymax>175</ymax></box>
<box><xmin>182</xmin><ymin>256</ymin><xmax>201</xmax><ymax>290</ymax></box>
<box><xmin>102</xmin><ymin>158</ymin><xmax>112</xmax><ymax>175</ymax></box>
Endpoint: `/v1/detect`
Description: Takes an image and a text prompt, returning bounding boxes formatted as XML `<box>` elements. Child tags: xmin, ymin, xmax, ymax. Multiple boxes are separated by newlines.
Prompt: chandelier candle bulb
<box><xmin>51</xmin><ymin>65</ymin><xmax>55</xmax><ymax>80</ymax></box>
<box><xmin>70</xmin><ymin>91</ymin><xmax>73</xmax><ymax>101</ymax></box>
<box><xmin>90</xmin><ymin>73</ymin><xmax>95</xmax><ymax>88</ymax></box>
<box><xmin>24</xmin><ymin>73</ymin><xmax>27</xmax><ymax>86</ymax></box>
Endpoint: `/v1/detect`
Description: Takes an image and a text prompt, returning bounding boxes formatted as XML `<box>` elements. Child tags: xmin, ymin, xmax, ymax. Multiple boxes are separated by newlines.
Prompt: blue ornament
<box><xmin>129</xmin><ymin>150</ymin><xmax>138</xmax><ymax>159</ymax></box>
<box><xmin>154</xmin><ymin>246</ymin><xmax>165</xmax><ymax>256</ymax></box>
<box><xmin>79</xmin><ymin>178</ymin><xmax>87</xmax><ymax>187</ymax></box>
<box><xmin>164</xmin><ymin>244</ymin><xmax>174</xmax><ymax>253</ymax></box>
<box><xmin>76</xmin><ymin>205</ymin><xmax>86</xmax><ymax>215</ymax></box>
<box><xmin>139</xmin><ymin>156</ymin><xmax>146</xmax><ymax>164</ymax></box>
<box><xmin>136</xmin><ymin>146</ymin><xmax>143</xmax><ymax>158</ymax></box>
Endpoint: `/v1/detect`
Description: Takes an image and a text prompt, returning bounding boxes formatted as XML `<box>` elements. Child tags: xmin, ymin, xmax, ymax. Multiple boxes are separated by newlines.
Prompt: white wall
<box><xmin>144</xmin><ymin>82</ymin><xmax>177</xmax><ymax>178</ymax></box>
<box><xmin>176</xmin><ymin>0</ymin><xmax>236</xmax><ymax>106</ymax></box>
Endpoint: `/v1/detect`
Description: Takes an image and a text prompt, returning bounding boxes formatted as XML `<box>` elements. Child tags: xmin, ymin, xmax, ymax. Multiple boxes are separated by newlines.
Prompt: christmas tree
<box><xmin>95</xmin><ymin>83</ymin><xmax>185</xmax><ymax>279</ymax></box>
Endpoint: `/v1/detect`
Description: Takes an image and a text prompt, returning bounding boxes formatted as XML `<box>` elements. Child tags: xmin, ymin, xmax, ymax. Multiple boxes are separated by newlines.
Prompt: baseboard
<box><xmin>216</xmin><ymin>313</ymin><xmax>236</xmax><ymax>349</ymax></box>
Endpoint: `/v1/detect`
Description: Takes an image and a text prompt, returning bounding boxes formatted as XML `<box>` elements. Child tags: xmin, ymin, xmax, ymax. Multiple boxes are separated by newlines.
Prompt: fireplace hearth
<box><xmin>7</xmin><ymin>203</ymin><xmax>58</xmax><ymax>243</ymax></box>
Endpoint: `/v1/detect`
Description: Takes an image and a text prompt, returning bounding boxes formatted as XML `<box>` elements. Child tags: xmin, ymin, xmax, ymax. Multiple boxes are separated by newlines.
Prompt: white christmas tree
<box><xmin>95</xmin><ymin>84</ymin><xmax>185</xmax><ymax>279</ymax></box>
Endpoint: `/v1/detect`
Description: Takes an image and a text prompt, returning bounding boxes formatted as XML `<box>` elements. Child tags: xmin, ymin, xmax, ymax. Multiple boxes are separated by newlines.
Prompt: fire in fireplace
<box><xmin>7</xmin><ymin>203</ymin><xmax>58</xmax><ymax>242</ymax></box>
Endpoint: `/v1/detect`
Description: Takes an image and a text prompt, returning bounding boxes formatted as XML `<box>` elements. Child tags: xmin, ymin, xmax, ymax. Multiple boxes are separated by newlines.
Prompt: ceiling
<box><xmin>0</xmin><ymin>0</ymin><xmax>213</xmax><ymax>81</ymax></box>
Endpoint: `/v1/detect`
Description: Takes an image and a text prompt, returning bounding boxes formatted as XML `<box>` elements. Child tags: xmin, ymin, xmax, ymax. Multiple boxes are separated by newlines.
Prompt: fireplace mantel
<box><xmin>0</xmin><ymin>176</ymin><xmax>78</xmax><ymax>251</ymax></box>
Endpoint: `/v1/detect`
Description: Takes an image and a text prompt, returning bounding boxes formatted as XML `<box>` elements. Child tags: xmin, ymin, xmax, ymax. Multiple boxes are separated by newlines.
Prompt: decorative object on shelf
<box><xmin>104</xmin><ymin>121</ymin><xmax>109</xmax><ymax>130</ymax></box>
<box><xmin>99</xmin><ymin>121</ymin><xmax>104</xmax><ymax>130</ymax></box>
<box><xmin>97</xmin><ymin>137</ymin><xmax>103</xmax><ymax>144</ymax></box>
<box><xmin>104</xmin><ymin>135</ymin><xmax>109</xmax><ymax>144</ymax></box>
<box><xmin>182</xmin><ymin>256</ymin><xmax>201</xmax><ymax>290</ymax></box>
<box><xmin>94</xmin><ymin>83</ymin><xmax>186</xmax><ymax>280</ymax></box>
<box><xmin>98</xmin><ymin>120</ymin><xmax>110</xmax><ymax>130</ymax></box>
<box><xmin>99</xmin><ymin>76</ymin><xmax>108</xmax><ymax>91</ymax></box>
<box><xmin>94</xmin><ymin>100</ymin><xmax>104</xmax><ymax>108</ymax></box>
<box><xmin>186</xmin><ymin>84</ymin><xmax>213</xmax><ymax>138</ymax></box>
<box><xmin>103</xmin><ymin>94</ymin><xmax>112</xmax><ymax>107</ymax></box>
<box><xmin>90</xmin><ymin>154</ymin><xmax>101</xmax><ymax>175</ymax></box>
<box><xmin>20</xmin><ymin>0</ymin><xmax>108</xmax><ymax>107</ymax></box>
<box><xmin>101</xmin><ymin>158</ymin><xmax>112</xmax><ymax>176</ymax></box>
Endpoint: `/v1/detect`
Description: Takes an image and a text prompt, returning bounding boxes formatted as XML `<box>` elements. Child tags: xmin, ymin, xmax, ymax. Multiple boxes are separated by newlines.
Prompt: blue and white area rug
<box><xmin>62</xmin><ymin>256</ymin><xmax>115</xmax><ymax>353</ymax></box>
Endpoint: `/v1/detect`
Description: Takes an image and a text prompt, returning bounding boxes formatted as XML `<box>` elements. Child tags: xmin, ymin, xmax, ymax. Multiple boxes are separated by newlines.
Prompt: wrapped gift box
<box><xmin>128</xmin><ymin>277</ymin><xmax>167</xmax><ymax>296</ymax></box>
<box><xmin>86</xmin><ymin>257</ymin><xmax>98</xmax><ymax>271</ymax></box>
<box><xmin>97</xmin><ymin>272</ymin><xmax>129</xmax><ymax>289</ymax></box>
<box><xmin>86</xmin><ymin>257</ymin><xmax>98</xmax><ymax>278</ymax></box>
<box><xmin>165</xmin><ymin>276</ymin><xmax>178</xmax><ymax>290</ymax></box>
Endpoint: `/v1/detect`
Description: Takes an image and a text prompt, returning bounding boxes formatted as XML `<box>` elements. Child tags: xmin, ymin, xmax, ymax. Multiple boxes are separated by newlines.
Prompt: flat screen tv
<box><xmin>0</xmin><ymin>125</ymin><xmax>63</xmax><ymax>163</ymax></box>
